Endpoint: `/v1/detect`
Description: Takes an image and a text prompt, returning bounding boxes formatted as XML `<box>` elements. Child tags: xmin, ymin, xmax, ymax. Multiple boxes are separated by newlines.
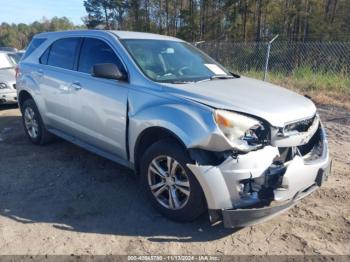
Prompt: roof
<box><xmin>35</xmin><ymin>30</ymin><xmax>183</xmax><ymax>42</ymax></box>
<box><xmin>110</xmin><ymin>31</ymin><xmax>183</xmax><ymax>41</ymax></box>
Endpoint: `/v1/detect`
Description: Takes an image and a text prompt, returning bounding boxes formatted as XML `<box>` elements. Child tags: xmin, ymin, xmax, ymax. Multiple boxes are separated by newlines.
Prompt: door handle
<box><xmin>71</xmin><ymin>81</ymin><xmax>82</xmax><ymax>91</ymax></box>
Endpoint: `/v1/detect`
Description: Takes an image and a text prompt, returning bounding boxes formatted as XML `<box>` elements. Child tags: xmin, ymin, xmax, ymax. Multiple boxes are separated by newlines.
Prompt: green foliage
<box><xmin>81</xmin><ymin>0</ymin><xmax>350</xmax><ymax>43</ymax></box>
<box><xmin>83</xmin><ymin>0</ymin><xmax>128</xmax><ymax>29</ymax></box>
<box><xmin>1</xmin><ymin>1</ymin><xmax>350</xmax><ymax>49</ymax></box>
<box><xmin>0</xmin><ymin>17</ymin><xmax>85</xmax><ymax>50</ymax></box>
<box><xmin>292</xmin><ymin>67</ymin><xmax>350</xmax><ymax>93</ymax></box>
<box><xmin>243</xmin><ymin>67</ymin><xmax>350</xmax><ymax>95</ymax></box>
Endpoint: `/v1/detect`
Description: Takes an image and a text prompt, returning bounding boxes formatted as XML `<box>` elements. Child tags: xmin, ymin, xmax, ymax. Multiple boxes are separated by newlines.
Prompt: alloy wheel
<box><xmin>147</xmin><ymin>155</ymin><xmax>191</xmax><ymax>210</ymax></box>
<box><xmin>24</xmin><ymin>107</ymin><xmax>39</xmax><ymax>139</ymax></box>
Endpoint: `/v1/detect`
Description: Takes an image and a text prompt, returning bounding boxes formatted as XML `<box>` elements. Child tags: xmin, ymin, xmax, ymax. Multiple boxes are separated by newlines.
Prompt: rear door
<box><xmin>38</xmin><ymin>37</ymin><xmax>81</xmax><ymax>133</ymax></box>
<box><xmin>68</xmin><ymin>37</ymin><xmax>129</xmax><ymax>159</ymax></box>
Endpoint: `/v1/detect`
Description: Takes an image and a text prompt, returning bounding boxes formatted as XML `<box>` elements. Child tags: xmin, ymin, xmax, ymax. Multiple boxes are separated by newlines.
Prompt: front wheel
<box><xmin>140</xmin><ymin>139</ymin><xmax>206</xmax><ymax>222</ymax></box>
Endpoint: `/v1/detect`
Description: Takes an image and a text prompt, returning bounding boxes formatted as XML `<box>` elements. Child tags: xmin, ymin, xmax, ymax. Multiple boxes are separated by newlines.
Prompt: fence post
<box><xmin>263</xmin><ymin>34</ymin><xmax>279</xmax><ymax>81</ymax></box>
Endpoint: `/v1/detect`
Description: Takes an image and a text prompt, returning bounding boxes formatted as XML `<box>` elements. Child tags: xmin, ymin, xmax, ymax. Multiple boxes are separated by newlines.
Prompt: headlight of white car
<box><xmin>214</xmin><ymin>110</ymin><xmax>268</xmax><ymax>152</ymax></box>
<box><xmin>0</xmin><ymin>82</ymin><xmax>8</xmax><ymax>89</ymax></box>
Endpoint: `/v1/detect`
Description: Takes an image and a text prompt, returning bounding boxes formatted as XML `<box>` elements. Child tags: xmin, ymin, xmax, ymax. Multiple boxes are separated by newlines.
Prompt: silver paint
<box><xmin>16</xmin><ymin>30</ymin><xmax>331</xmax><ymax>227</ymax></box>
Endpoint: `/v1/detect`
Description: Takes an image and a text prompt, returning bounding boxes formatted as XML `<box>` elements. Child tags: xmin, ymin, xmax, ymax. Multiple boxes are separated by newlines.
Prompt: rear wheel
<box><xmin>21</xmin><ymin>98</ymin><xmax>53</xmax><ymax>145</ymax></box>
<box><xmin>140</xmin><ymin>139</ymin><xmax>206</xmax><ymax>222</ymax></box>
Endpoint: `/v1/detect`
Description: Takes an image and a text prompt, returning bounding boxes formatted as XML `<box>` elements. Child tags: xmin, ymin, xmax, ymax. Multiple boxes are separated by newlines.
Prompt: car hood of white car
<box><xmin>163</xmin><ymin>76</ymin><xmax>317</xmax><ymax>127</ymax></box>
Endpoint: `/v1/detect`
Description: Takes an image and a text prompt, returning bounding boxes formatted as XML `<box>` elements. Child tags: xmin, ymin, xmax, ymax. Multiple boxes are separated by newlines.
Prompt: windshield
<box><xmin>121</xmin><ymin>39</ymin><xmax>231</xmax><ymax>83</ymax></box>
<box><xmin>8</xmin><ymin>52</ymin><xmax>23</xmax><ymax>64</ymax></box>
<box><xmin>0</xmin><ymin>53</ymin><xmax>16</xmax><ymax>69</ymax></box>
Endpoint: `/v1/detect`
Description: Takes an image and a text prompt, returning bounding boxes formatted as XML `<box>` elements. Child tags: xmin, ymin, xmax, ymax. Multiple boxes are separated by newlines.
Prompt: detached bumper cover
<box><xmin>222</xmin><ymin>197</ymin><xmax>296</xmax><ymax>228</ymax></box>
<box><xmin>222</xmin><ymin>181</ymin><xmax>324</xmax><ymax>228</ymax></box>
<box><xmin>223</xmin><ymin>158</ymin><xmax>330</xmax><ymax>228</ymax></box>
<box><xmin>188</xmin><ymin>124</ymin><xmax>331</xmax><ymax>228</ymax></box>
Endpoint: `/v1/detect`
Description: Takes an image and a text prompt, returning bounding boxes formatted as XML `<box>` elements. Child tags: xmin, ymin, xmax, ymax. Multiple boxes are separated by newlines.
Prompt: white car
<box><xmin>0</xmin><ymin>51</ymin><xmax>17</xmax><ymax>104</ymax></box>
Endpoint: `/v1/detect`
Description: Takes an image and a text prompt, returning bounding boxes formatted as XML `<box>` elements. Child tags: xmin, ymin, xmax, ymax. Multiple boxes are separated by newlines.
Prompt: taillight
<box><xmin>15</xmin><ymin>66</ymin><xmax>19</xmax><ymax>79</ymax></box>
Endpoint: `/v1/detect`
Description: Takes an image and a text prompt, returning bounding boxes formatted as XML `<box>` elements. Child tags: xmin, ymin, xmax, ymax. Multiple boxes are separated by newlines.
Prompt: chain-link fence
<box><xmin>197</xmin><ymin>41</ymin><xmax>350</xmax><ymax>84</ymax></box>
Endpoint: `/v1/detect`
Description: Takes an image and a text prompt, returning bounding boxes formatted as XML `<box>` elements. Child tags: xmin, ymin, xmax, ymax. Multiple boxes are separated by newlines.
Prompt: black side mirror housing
<box><xmin>92</xmin><ymin>63</ymin><xmax>127</xmax><ymax>81</ymax></box>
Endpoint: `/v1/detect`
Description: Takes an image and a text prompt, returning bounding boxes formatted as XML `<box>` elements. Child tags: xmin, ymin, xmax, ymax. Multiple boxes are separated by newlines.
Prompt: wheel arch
<box><xmin>18</xmin><ymin>90</ymin><xmax>35</xmax><ymax>112</ymax></box>
<box><xmin>133</xmin><ymin>126</ymin><xmax>187</xmax><ymax>175</ymax></box>
<box><xmin>128</xmin><ymin>99</ymin><xmax>227</xmax><ymax>173</ymax></box>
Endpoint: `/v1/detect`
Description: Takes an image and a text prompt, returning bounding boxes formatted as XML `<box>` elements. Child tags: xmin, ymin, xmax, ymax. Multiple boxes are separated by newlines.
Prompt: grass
<box><xmin>237</xmin><ymin>67</ymin><xmax>350</xmax><ymax>109</ymax></box>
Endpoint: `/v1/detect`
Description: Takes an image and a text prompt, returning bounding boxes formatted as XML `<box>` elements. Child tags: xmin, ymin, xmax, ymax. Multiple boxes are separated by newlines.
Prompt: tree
<box><xmin>0</xmin><ymin>18</ymin><xmax>84</xmax><ymax>49</ymax></box>
<box><xmin>2</xmin><ymin>0</ymin><xmax>350</xmax><ymax>48</ymax></box>
<box><xmin>84</xmin><ymin>0</ymin><xmax>114</xmax><ymax>28</ymax></box>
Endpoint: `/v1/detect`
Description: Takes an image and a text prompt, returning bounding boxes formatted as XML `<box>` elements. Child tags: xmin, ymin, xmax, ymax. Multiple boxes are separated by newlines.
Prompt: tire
<box><xmin>140</xmin><ymin>139</ymin><xmax>206</xmax><ymax>222</ymax></box>
<box><xmin>21</xmin><ymin>98</ymin><xmax>53</xmax><ymax>145</ymax></box>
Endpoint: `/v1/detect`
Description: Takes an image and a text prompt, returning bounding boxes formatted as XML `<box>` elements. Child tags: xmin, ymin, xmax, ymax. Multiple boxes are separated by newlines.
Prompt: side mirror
<box><xmin>92</xmin><ymin>63</ymin><xmax>127</xmax><ymax>81</ymax></box>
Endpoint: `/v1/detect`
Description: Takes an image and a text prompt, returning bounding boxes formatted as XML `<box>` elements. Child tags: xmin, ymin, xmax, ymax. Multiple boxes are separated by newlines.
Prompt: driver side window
<box><xmin>78</xmin><ymin>38</ymin><xmax>126</xmax><ymax>75</ymax></box>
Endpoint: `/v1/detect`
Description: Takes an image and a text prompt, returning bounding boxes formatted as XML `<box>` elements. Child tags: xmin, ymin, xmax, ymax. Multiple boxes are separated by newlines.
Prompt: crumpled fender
<box><xmin>128</xmin><ymin>95</ymin><xmax>233</xmax><ymax>162</ymax></box>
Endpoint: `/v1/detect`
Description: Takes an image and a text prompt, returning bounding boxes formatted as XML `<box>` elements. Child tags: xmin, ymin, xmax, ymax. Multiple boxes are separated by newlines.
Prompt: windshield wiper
<box><xmin>210</xmin><ymin>75</ymin><xmax>235</xmax><ymax>80</ymax></box>
<box><xmin>195</xmin><ymin>75</ymin><xmax>235</xmax><ymax>83</ymax></box>
<box><xmin>168</xmin><ymin>80</ymin><xmax>195</xmax><ymax>84</ymax></box>
<box><xmin>167</xmin><ymin>75</ymin><xmax>236</xmax><ymax>84</ymax></box>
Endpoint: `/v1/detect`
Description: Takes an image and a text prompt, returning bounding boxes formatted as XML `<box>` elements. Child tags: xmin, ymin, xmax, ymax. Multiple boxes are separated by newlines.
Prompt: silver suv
<box><xmin>16</xmin><ymin>30</ymin><xmax>331</xmax><ymax>228</ymax></box>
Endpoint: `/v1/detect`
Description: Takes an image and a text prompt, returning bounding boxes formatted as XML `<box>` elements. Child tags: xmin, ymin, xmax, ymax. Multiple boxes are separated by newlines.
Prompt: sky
<box><xmin>0</xmin><ymin>0</ymin><xmax>87</xmax><ymax>25</ymax></box>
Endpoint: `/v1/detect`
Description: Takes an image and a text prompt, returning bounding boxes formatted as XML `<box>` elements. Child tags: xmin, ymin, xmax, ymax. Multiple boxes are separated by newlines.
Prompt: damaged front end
<box><xmin>187</xmin><ymin>114</ymin><xmax>331</xmax><ymax>228</ymax></box>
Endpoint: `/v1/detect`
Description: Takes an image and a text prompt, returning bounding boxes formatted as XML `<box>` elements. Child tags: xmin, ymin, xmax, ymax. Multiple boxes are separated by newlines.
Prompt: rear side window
<box><xmin>39</xmin><ymin>47</ymin><xmax>50</xmax><ymax>65</ymax></box>
<box><xmin>22</xmin><ymin>38</ymin><xmax>46</xmax><ymax>60</ymax></box>
<box><xmin>78</xmin><ymin>38</ymin><xmax>126</xmax><ymax>74</ymax></box>
<box><xmin>47</xmin><ymin>38</ymin><xmax>81</xmax><ymax>70</ymax></box>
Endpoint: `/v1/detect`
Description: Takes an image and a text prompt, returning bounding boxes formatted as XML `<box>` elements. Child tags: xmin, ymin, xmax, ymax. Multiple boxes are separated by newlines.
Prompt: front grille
<box><xmin>277</xmin><ymin>124</ymin><xmax>323</xmax><ymax>163</ymax></box>
<box><xmin>298</xmin><ymin>125</ymin><xmax>323</xmax><ymax>160</ymax></box>
<box><xmin>284</xmin><ymin>116</ymin><xmax>315</xmax><ymax>133</ymax></box>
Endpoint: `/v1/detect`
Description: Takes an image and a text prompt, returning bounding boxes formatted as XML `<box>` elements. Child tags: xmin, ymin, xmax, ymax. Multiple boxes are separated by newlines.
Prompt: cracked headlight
<box><xmin>214</xmin><ymin>110</ymin><xmax>268</xmax><ymax>152</ymax></box>
<box><xmin>0</xmin><ymin>82</ymin><xmax>8</xmax><ymax>89</ymax></box>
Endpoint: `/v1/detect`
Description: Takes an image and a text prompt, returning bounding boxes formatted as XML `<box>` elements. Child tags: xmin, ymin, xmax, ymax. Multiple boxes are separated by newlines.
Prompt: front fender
<box><xmin>128</xmin><ymin>97</ymin><xmax>232</xmax><ymax>163</ymax></box>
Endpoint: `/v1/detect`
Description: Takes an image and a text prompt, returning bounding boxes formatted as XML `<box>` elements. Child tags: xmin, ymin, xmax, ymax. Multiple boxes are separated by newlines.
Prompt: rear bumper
<box><xmin>188</xmin><ymin>124</ymin><xmax>331</xmax><ymax>228</ymax></box>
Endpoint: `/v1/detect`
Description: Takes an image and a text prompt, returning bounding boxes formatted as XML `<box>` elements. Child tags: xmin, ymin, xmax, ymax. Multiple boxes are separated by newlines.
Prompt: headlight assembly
<box><xmin>0</xmin><ymin>82</ymin><xmax>8</xmax><ymax>89</ymax></box>
<box><xmin>214</xmin><ymin>110</ymin><xmax>269</xmax><ymax>152</ymax></box>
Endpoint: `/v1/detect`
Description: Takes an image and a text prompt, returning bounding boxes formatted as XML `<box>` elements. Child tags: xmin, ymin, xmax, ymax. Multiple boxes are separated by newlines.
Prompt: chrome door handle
<box><xmin>71</xmin><ymin>81</ymin><xmax>82</xmax><ymax>91</ymax></box>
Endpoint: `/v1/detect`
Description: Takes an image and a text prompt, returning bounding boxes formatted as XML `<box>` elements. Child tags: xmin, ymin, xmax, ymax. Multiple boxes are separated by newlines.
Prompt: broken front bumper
<box><xmin>188</xmin><ymin>124</ymin><xmax>331</xmax><ymax>228</ymax></box>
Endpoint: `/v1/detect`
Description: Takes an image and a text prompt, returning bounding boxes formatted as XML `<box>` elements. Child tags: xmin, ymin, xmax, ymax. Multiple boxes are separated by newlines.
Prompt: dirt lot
<box><xmin>0</xmin><ymin>104</ymin><xmax>349</xmax><ymax>255</ymax></box>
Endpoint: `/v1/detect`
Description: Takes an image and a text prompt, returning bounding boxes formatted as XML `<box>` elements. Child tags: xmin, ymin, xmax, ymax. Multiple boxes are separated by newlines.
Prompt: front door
<box><xmin>68</xmin><ymin>37</ymin><xmax>129</xmax><ymax>159</ymax></box>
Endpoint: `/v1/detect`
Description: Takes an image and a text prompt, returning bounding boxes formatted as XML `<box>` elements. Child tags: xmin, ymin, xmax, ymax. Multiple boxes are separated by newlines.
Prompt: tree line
<box><xmin>0</xmin><ymin>17</ymin><xmax>84</xmax><ymax>50</ymax></box>
<box><xmin>84</xmin><ymin>0</ymin><xmax>350</xmax><ymax>42</ymax></box>
<box><xmin>1</xmin><ymin>0</ymin><xmax>349</xmax><ymax>50</ymax></box>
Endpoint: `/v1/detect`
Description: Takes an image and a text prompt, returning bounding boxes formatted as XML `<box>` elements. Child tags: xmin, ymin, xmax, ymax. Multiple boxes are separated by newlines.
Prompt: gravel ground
<box><xmin>0</xmin><ymin>104</ymin><xmax>349</xmax><ymax>255</ymax></box>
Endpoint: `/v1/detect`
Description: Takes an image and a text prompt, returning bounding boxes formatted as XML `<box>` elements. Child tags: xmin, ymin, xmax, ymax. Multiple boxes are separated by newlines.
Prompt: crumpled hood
<box><xmin>163</xmin><ymin>76</ymin><xmax>316</xmax><ymax>127</ymax></box>
<box><xmin>0</xmin><ymin>68</ymin><xmax>16</xmax><ymax>85</ymax></box>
